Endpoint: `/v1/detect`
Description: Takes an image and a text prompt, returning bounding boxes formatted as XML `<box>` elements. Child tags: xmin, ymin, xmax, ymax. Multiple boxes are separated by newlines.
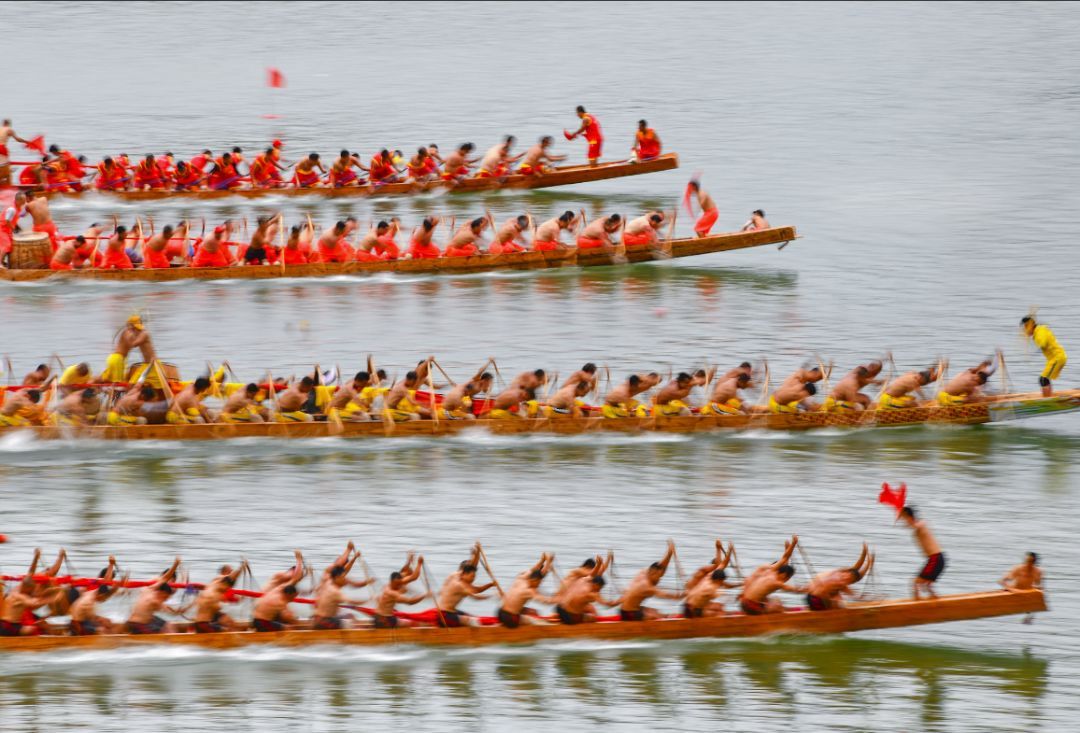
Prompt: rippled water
<box><xmin>2</xmin><ymin>1</ymin><xmax>1080</xmax><ymax>731</ymax></box>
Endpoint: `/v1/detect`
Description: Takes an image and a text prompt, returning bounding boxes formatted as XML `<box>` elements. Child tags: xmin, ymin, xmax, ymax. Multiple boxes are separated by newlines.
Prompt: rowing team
<box><xmin>0</xmin><ymin>528</ymin><xmax>1041</xmax><ymax>637</ymax></box>
<box><xmin>8</xmin><ymin>110</ymin><xmax>656</xmax><ymax>193</ymax></box>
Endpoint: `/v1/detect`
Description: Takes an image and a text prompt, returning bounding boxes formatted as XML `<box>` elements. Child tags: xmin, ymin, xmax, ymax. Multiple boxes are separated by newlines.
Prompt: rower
<box><xmin>243</xmin><ymin>216</ymin><xmax>279</xmax><ymax>266</ymax></box>
<box><xmin>206</xmin><ymin>152</ymin><xmax>242</xmax><ymax>191</ymax></box>
<box><xmin>517</xmin><ymin>135</ymin><xmax>566</xmax><ymax>176</ymax></box>
<box><xmin>49</xmin><ymin>235</ymin><xmax>88</xmax><ymax>271</ymax></box>
<box><xmin>283</xmin><ymin>222</ymin><xmax>315</xmax><ymax>265</ymax></box>
<box><xmin>354</xmin><ymin>220</ymin><xmax>388</xmax><ymax>262</ymax></box>
<box><xmin>1022</xmin><ymin>316</ymin><xmax>1067</xmax><ymax>397</ymax></box>
<box><xmin>326</xmin><ymin>372</ymin><xmax>376</xmax><ymax>423</ymax></box>
<box><xmin>142</xmin><ymin>224</ymin><xmax>176</xmax><ymax>269</ymax></box>
<box><xmin>275</xmin><ymin>376</ymin><xmax>316</xmax><ymax>422</ymax></box>
<box><xmin>261</xmin><ymin>550</ymin><xmax>306</xmax><ymax>594</ymax></box>
<box><xmin>562</xmin><ymin>363</ymin><xmax>598</xmax><ymax>393</ymax></box>
<box><xmin>167</xmin><ymin>376</ymin><xmax>213</xmax><ymax>424</ymax></box>
<box><xmin>328</xmin><ymin>149</ymin><xmax>366</xmax><ymax>187</ymax></box>
<box><xmin>252</xmin><ymin>583</ymin><xmax>300</xmax><ymax>632</ymax></box>
<box><xmin>0</xmin><ymin>577</ymin><xmax>58</xmax><ymax>637</ymax></box>
<box><xmin>701</xmin><ymin>372</ymin><xmax>753</xmax><ymax>416</ymax></box>
<box><xmin>737</xmin><ymin>537</ymin><xmax>805</xmax><ymax>615</ymax></box>
<box><xmin>1001</xmin><ymin>552</ymin><xmax>1042</xmax><ymax>591</ymax></box>
<box><xmin>532</xmin><ymin>211</ymin><xmax>576</xmax><ymax>252</ymax></box>
<box><xmin>488</xmin><ymin>215</ymin><xmax>529</xmax><ymax>255</ymax></box>
<box><xmin>543</xmin><ymin>377</ymin><xmax>592</xmax><ymax>418</ymax></box>
<box><xmin>938</xmin><ymin>356</ymin><xmax>997</xmax><ymax>406</ymax></box>
<box><xmin>555</xmin><ymin>555</ymin><xmax>609</xmax><ymax>600</ymax></box>
<box><xmin>372</xmin><ymin>555</ymin><xmax>428</xmax><ymax>628</ymax></box>
<box><xmin>567</xmin><ymin>105</ymin><xmax>604</xmax><ymax>165</ymax></box>
<box><xmin>192</xmin><ymin>221</ymin><xmax>234</xmax><ymax>268</ymax></box>
<box><xmin>444</xmin><ymin>218</ymin><xmax>488</xmax><ymax>258</ymax></box>
<box><xmin>189</xmin><ymin>149</ymin><xmax>213</xmax><ymax>175</ymax></box>
<box><xmin>59</xmin><ymin>362</ymin><xmax>92</xmax><ymax>395</ymax></box>
<box><xmin>250</xmin><ymin>147</ymin><xmax>283</xmax><ymax>189</ymax></box>
<box><xmin>631</xmin><ymin>120</ymin><xmax>662</xmax><ymax>162</ymax></box>
<box><xmin>878</xmin><ymin>366</ymin><xmax>939</xmax><ymax>409</ymax></box>
<box><xmin>126</xmin><ymin>556</ymin><xmax>182</xmax><ymax>634</ymax></box>
<box><xmin>741</xmin><ymin>209</ymin><xmax>771</xmax><ymax>232</ymax></box>
<box><xmin>133</xmin><ymin>154</ymin><xmax>165</xmax><ymax>190</ymax></box>
<box><xmin>371</xmin><ymin>218</ymin><xmax>401</xmax><ymax>260</ymax></box>
<box><xmin>0</xmin><ymin>388</ymin><xmax>43</xmax><ymax>427</ymax></box>
<box><xmin>22</xmin><ymin>364</ymin><xmax>51</xmax><ymax>386</ymax></box>
<box><xmin>824</xmin><ymin>361</ymin><xmax>883</xmax><ymax>412</ymax></box>
<box><xmin>555</xmin><ymin>574</ymin><xmax>611</xmax><ymax>625</ymax></box>
<box><xmin>684</xmin><ymin>540</ymin><xmax>728</xmax><ymax>591</ymax></box>
<box><xmin>406</xmin><ymin>147</ymin><xmax>434</xmax><ymax>182</ymax></box>
<box><xmin>496</xmin><ymin>554</ymin><xmax>556</xmax><ymax>628</ymax></box>
<box><xmin>193</xmin><ymin>561</ymin><xmax>247</xmax><ymax>633</ymax></box>
<box><xmin>0</xmin><ymin>118</ymin><xmax>30</xmax><ymax>186</ymax></box>
<box><xmin>577</xmin><ymin>214</ymin><xmax>621</xmax><ymax>250</ymax></box>
<box><xmin>293</xmin><ymin>153</ymin><xmax>325</xmax><ymax>188</ymax></box>
<box><xmin>408</xmin><ymin>217</ymin><xmax>443</xmax><ymax>259</ymax></box>
<box><xmin>804</xmin><ymin>544</ymin><xmax>872</xmax><ymax>611</ymax></box>
<box><xmin>173</xmin><ymin>160</ymin><xmax>203</xmax><ymax>190</ymax></box>
<box><xmin>602</xmin><ymin>372</ymin><xmax>661</xmax><ymax>418</ymax></box>
<box><xmin>368</xmin><ymin>149</ymin><xmax>399</xmax><ymax>185</ymax></box>
<box><xmin>312</xmin><ymin>551</ymin><xmax>372</xmax><ymax>630</ymax></box>
<box><xmin>221</xmin><ymin>383</ymin><xmax>268</xmax><ymax>423</ymax></box>
<box><xmin>435</xmin><ymin>546</ymin><xmax>497</xmax><ymax>627</ymax></box>
<box><xmin>23</xmin><ymin>190</ymin><xmax>59</xmax><ymax>253</ymax></box>
<box><xmin>899</xmin><ymin>506</ymin><xmax>945</xmax><ymax>599</ymax></box>
<box><xmin>769</xmin><ymin>366</ymin><xmax>823</xmax><ymax>413</ymax></box>
<box><xmin>652</xmin><ymin>370</ymin><xmax>708</xmax><ymax>416</ymax></box>
<box><xmin>686</xmin><ymin>179</ymin><xmax>718</xmax><ymax>238</ymax></box>
<box><xmin>108</xmin><ymin>385</ymin><xmax>154</xmax><ymax>426</ymax></box>
<box><xmin>316</xmin><ymin>221</ymin><xmax>353</xmax><ymax>263</ymax></box>
<box><xmin>609</xmin><ymin>541</ymin><xmax>683</xmax><ymax>621</ymax></box>
<box><xmin>488</xmin><ymin>369</ymin><xmax>546</xmax><ymax>419</ymax></box>
<box><xmin>683</xmin><ymin>548</ymin><xmax>737</xmax><ymax>618</ymax></box>
<box><xmin>438</xmin><ymin>370</ymin><xmax>493</xmax><ymax>420</ymax></box>
<box><xmin>51</xmin><ymin>388</ymin><xmax>101</xmax><ymax>426</ymax></box>
<box><xmin>69</xmin><ymin>556</ymin><xmax>120</xmax><ymax>635</ymax></box>
<box><xmin>440</xmin><ymin>143</ymin><xmax>478</xmax><ymax>182</ymax></box>
<box><xmin>383</xmin><ymin>360</ymin><xmax>434</xmax><ymax>421</ymax></box>
<box><xmin>476</xmin><ymin>136</ymin><xmax>523</xmax><ymax>178</ymax></box>
<box><xmin>623</xmin><ymin>211</ymin><xmax>665</xmax><ymax>247</ymax></box>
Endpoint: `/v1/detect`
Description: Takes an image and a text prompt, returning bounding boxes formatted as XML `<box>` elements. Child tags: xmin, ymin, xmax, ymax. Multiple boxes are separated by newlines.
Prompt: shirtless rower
<box><xmin>622</xmin><ymin>211</ymin><xmax>665</xmax><ymax>247</ymax></box>
<box><xmin>275</xmin><ymin>376</ymin><xmax>316</xmax><ymax>422</ymax></box>
<box><xmin>488</xmin><ymin>215</ymin><xmax>530</xmax><ymax>255</ymax></box>
<box><xmin>1001</xmin><ymin>552</ymin><xmax>1042</xmax><ymax>591</ymax></box>
<box><xmin>328</xmin><ymin>149</ymin><xmax>366</xmax><ymax>188</ymax></box>
<box><xmin>518</xmin><ymin>135</ymin><xmax>566</xmax><ymax>176</ymax></box>
<box><xmin>192</xmin><ymin>221</ymin><xmax>234</xmax><ymax>268</ymax></box>
<box><xmin>438</xmin><ymin>369</ymin><xmax>493</xmax><ymax>420</ymax></box>
<box><xmin>1022</xmin><ymin>315</ymin><xmax>1067</xmax><ymax>397</ymax></box>
<box><xmin>243</xmin><ymin>215</ymin><xmax>279</xmax><ymax>265</ymax></box>
<box><xmin>603</xmin><ymin>372</ymin><xmax>661</xmax><ymax>418</ymax></box>
<box><xmin>315</xmin><ymin>221</ymin><xmax>353</xmax><ymax>263</ymax></box>
<box><xmin>562</xmin><ymin>363</ymin><xmax>599</xmax><ymax>393</ymax></box>
<box><xmin>899</xmin><ymin>506</ymin><xmax>945</xmax><ymax>599</ymax></box>
<box><xmin>126</xmin><ymin>556</ymin><xmax>182</xmax><ymax>634</ymax></box>
<box><xmin>372</xmin><ymin>555</ymin><xmax>428</xmax><ymax>628</ymax></box>
<box><xmin>683</xmin><ymin>548</ymin><xmax>738</xmax><ymax>618</ymax></box>
<box><xmin>440</xmin><ymin>143</ymin><xmax>478</xmax><ymax>182</ymax></box>
<box><xmin>51</xmin><ymin>388</ymin><xmax>102</xmax><ymax>426</ymax></box>
<box><xmin>804</xmin><ymin>544</ymin><xmax>872</xmax><ymax>611</ymax></box>
<box><xmin>686</xmin><ymin>179</ymin><xmax>718</xmax><ymax>237</ymax></box>
<box><xmin>22</xmin><ymin>364</ymin><xmax>51</xmax><ymax>386</ymax></box>
<box><xmin>252</xmin><ymin>583</ymin><xmax>300</xmax><ymax>632</ymax></box>
<box><xmin>938</xmin><ymin>356</ymin><xmax>997</xmax><ymax>406</ymax></box>
<box><xmin>261</xmin><ymin>550</ymin><xmax>306</xmax><ymax>594</ymax></box>
<box><xmin>282</xmin><ymin>221</ymin><xmax>316</xmax><ymax>265</ymax></box>
<box><xmin>192</xmin><ymin>561</ymin><xmax>247</xmax><ymax>633</ymax></box>
<box><xmin>167</xmin><ymin>376</ymin><xmax>212</xmax><ymax>424</ymax></box>
<box><xmin>59</xmin><ymin>362</ymin><xmax>92</xmax><ymax>395</ymax></box>
<box><xmin>312</xmin><ymin>551</ymin><xmax>374</xmax><ymax>630</ymax></box>
<box><xmin>496</xmin><ymin>554</ymin><xmax>556</xmax><ymax>628</ymax></box>
<box><xmin>567</xmin><ymin>105</ymin><xmax>604</xmax><ymax>165</ymax></box>
<box><xmin>141</xmin><ymin>224</ymin><xmax>176</xmax><ymax>269</ymax></box>
<box><xmin>69</xmin><ymin>556</ymin><xmax>120</xmax><ymax>635</ymax></box>
<box><xmin>532</xmin><ymin>211</ymin><xmax>577</xmax><ymax>252</ymax></box>
<box><xmin>741</xmin><ymin>209</ymin><xmax>771</xmax><ymax>232</ymax></box>
<box><xmin>769</xmin><ymin>365</ymin><xmax>823</xmax><ymax>413</ymax></box>
<box><xmin>1</xmin><ymin>191</ymin><xmax>27</xmax><ymax>266</ymax></box>
<box><xmin>383</xmin><ymin>359</ymin><xmax>434</xmax><ymax>422</ymax></box>
<box><xmin>555</xmin><ymin>555</ymin><xmax>610</xmax><ymax>600</ymax></box>
<box><xmin>488</xmin><ymin>368</ymin><xmax>546</xmax><ymax>419</ymax></box>
<box><xmin>555</xmin><ymin>573</ymin><xmax>611</xmax><ymax>625</ymax></box>
<box><xmin>408</xmin><ymin>217</ymin><xmax>442</xmax><ymax>259</ymax></box>
<box><xmin>49</xmin><ymin>235</ymin><xmax>90</xmax><ymax>271</ymax></box>
<box><xmin>25</xmin><ymin>190</ymin><xmax>60</xmax><ymax>251</ymax></box>
<box><xmin>824</xmin><ymin>361</ymin><xmax>883</xmax><ymax>412</ymax></box>
<box><xmin>0</xmin><ymin>388</ymin><xmax>43</xmax><ymax>427</ymax></box>
<box><xmin>444</xmin><ymin>218</ymin><xmax>488</xmax><ymax>258</ymax></box>
<box><xmin>293</xmin><ymin>153</ymin><xmax>325</xmax><ymax>188</ymax></box>
<box><xmin>878</xmin><ymin>365</ymin><xmax>940</xmax><ymax>409</ymax></box>
<box><xmin>435</xmin><ymin>546</ymin><xmax>497</xmax><ymax>627</ymax></box>
<box><xmin>406</xmin><ymin>147</ymin><xmax>435</xmax><ymax>182</ymax></box>
<box><xmin>652</xmin><ymin>370</ymin><xmax>708</xmax><ymax>416</ymax></box>
<box><xmin>108</xmin><ymin>385</ymin><xmax>154</xmax><ymax>426</ymax></box>
<box><xmin>577</xmin><ymin>214</ymin><xmax>621</xmax><ymax>250</ymax></box>
<box><xmin>325</xmin><ymin>372</ymin><xmax>376</xmax><ymax>423</ymax></box>
<box><xmin>0</xmin><ymin>118</ymin><xmax>31</xmax><ymax>185</ymax></box>
<box><xmin>608</xmin><ymin>541</ymin><xmax>684</xmax><ymax>621</ymax></box>
<box><xmin>737</xmin><ymin>536</ymin><xmax>805</xmax><ymax>615</ymax></box>
<box><xmin>220</xmin><ymin>383</ymin><xmax>268</xmax><ymax>423</ymax></box>
<box><xmin>476</xmin><ymin>136</ymin><xmax>523</xmax><ymax>178</ymax></box>
<box><xmin>0</xmin><ymin>577</ymin><xmax>59</xmax><ymax>637</ymax></box>
<box><xmin>631</xmin><ymin>120</ymin><xmax>662</xmax><ymax>162</ymax></box>
<box><xmin>368</xmin><ymin>219</ymin><xmax>402</xmax><ymax>261</ymax></box>
<box><xmin>543</xmin><ymin>376</ymin><xmax>592</xmax><ymax>418</ymax></box>
<box><xmin>701</xmin><ymin>372</ymin><xmax>753</xmax><ymax>416</ymax></box>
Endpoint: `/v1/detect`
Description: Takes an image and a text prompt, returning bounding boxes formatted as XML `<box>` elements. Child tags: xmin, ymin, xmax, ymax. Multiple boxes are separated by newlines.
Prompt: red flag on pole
<box><xmin>267</xmin><ymin>68</ymin><xmax>285</xmax><ymax>89</ymax></box>
<box><xmin>878</xmin><ymin>482</ymin><xmax>907</xmax><ymax>517</ymax></box>
<box><xmin>25</xmin><ymin>136</ymin><xmax>46</xmax><ymax>155</ymax></box>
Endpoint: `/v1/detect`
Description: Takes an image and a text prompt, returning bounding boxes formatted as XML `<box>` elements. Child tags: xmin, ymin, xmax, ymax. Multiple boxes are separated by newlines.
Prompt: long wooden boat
<box><xmin>0</xmin><ymin>225</ymin><xmax>797</xmax><ymax>283</ymax></box>
<box><xmin>28</xmin><ymin>154</ymin><xmax>680</xmax><ymax>202</ymax></box>
<box><xmin>0</xmin><ymin>590</ymin><xmax>1046</xmax><ymax>652</ymax></box>
<box><xmin>3</xmin><ymin>390</ymin><xmax>1077</xmax><ymax>442</ymax></box>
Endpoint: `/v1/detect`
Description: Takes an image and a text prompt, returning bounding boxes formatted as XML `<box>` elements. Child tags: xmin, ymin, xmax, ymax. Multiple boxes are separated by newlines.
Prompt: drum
<box><xmin>127</xmin><ymin>362</ymin><xmax>181</xmax><ymax>389</ymax></box>
<box><xmin>10</xmin><ymin>232</ymin><xmax>50</xmax><ymax>269</ymax></box>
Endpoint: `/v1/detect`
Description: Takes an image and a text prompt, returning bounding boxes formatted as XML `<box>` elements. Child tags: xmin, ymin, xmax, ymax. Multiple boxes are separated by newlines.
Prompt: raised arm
<box><xmin>656</xmin><ymin>540</ymin><xmax>676</xmax><ymax>574</ymax></box>
<box><xmin>44</xmin><ymin>548</ymin><xmax>66</xmax><ymax>577</ymax></box>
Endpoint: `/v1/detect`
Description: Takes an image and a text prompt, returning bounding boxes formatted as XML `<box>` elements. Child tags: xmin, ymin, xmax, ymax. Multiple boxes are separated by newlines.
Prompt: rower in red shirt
<box><xmin>94</xmin><ymin>157</ymin><xmax>127</xmax><ymax>191</ymax></box>
<box><xmin>60</xmin><ymin>152</ymin><xmax>88</xmax><ymax>192</ymax></box>
<box><xmin>632</xmin><ymin>120</ymin><xmax>662</xmax><ymax>161</ymax></box>
<box><xmin>293</xmin><ymin>154</ymin><xmax>325</xmax><ymax>188</ymax></box>
<box><xmin>172</xmin><ymin>161</ymin><xmax>202</xmax><ymax>191</ymax></box>
<box><xmin>567</xmin><ymin>106</ymin><xmax>604</xmax><ymax>165</ymax></box>
<box><xmin>268</xmin><ymin>140</ymin><xmax>286</xmax><ymax>185</ymax></box>
<box><xmin>190</xmin><ymin>149</ymin><xmax>213</xmax><ymax>174</ymax></box>
<box><xmin>156</xmin><ymin>152</ymin><xmax>175</xmax><ymax>180</ymax></box>
<box><xmin>206</xmin><ymin>153</ymin><xmax>243</xmax><ymax>190</ymax></box>
<box><xmin>368</xmin><ymin>149</ymin><xmax>399</xmax><ymax>185</ymax></box>
<box><xmin>407</xmin><ymin>147</ymin><xmax>434</xmax><ymax>181</ymax></box>
<box><xmin>133</xmin><ymin>155</ymin><xmax>166</xmax><ymax>190</ymax></box>
<box><xmin>18</xmin><ymin>158</ymin><xmax>47</xmax><ymax>189</ymax></box>
<box><xmin>408</xmin><ymin>217</ymin><xmax>443</xmax><ymax>259</ymax></box>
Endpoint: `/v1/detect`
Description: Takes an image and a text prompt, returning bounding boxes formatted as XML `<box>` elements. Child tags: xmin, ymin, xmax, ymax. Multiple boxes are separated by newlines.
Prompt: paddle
<box><xmin>420</xmin><ymin>560</ymin><xmax>446</xmax><ymax>628</ymax></box>
<box><xmin>476</xmin><ymin>543</ymin><xmax>504</xmax><ymax>598</ymax></box>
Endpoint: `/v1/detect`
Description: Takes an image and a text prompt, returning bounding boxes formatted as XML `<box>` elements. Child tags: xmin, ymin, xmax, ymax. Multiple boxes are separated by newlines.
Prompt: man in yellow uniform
<box><xmin>1022</xmin><ymin>316</ymin><xmax>1067</xmax><ymax>396</ymax></box>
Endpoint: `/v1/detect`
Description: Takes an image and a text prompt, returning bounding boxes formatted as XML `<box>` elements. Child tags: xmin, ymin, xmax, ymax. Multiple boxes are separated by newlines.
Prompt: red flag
<box><xmin>562</xmin><ymin>129</ymin><xmax>574</xmax><ymax>141</ymax></box>
<box><xmin>683</xmin><ymin>181</ymin><xmax>695</xmax><ymax>216</ymax></box>
<box><xmin>267</xmin><ymin>68</ymin><xmax>285</xmax><ymax>89</ymax></box>
<box><xmin>878</xmin><ymin>482</ymin><xmax>907</xmax><ymax>517</ymax></box>
<box><xmin>25</xmin><ymin>136</ymin><xmax>46</xmax><ymax>155</ymax></box>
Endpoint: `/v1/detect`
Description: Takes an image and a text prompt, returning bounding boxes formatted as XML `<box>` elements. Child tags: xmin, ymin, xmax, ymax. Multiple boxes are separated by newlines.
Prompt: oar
<box><xmin>476</xmin><ymin>543</ymin><xmax>504</xmax><ymax>598</ymax></box>
<box><xmin>432</xmin><ymin>358</ymin><xmax>456</xmax><ymax>387</ymax></box>
<box><xmin>4</xmin><ymin>355</ymin><xmax>13</xmax><ymax>386</ymax></box>
<box><xmin>796</xmin><ymin>543</ymin><xmax>817</xmax><ymax>578</ymax></box>
<box><xmin>420</xmin><ymin>561</ymin><xmax>446</xmax><ymax>628</ymax></box>
<box><xmin>489</xmin><ymin>357</ymin><xmax>506</xmax><ymax>390</ymax></box>
<box><xmin>670</xmin><ymin>542</ymin><xmax>687</xmax><ymax>589</ymax></box>
<box><xmin>427</xmin><ymin>360</ymin><xmax>439</xmax><ymax>426</ymax></box>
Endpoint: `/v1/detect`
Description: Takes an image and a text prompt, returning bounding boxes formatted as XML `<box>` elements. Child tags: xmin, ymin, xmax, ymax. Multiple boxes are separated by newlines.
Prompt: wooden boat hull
<box><xmin>2</xmin><ymin>391</ymin><xmax>1076</xmax><ymax>442</ymax></box>
<box><xmin>0</xmin><ymin>226</ymin><xmax>797</xmax><ymax>283</ymax></box>
<box><xmin>0</xmin><ymin>590</ymin><xmax>1046</xmax><ymax>652</ymax></box>
<box><xmin>33</xmin><ymin>154</ymin><xmax>680</xmax><ymax>201</ymax></box>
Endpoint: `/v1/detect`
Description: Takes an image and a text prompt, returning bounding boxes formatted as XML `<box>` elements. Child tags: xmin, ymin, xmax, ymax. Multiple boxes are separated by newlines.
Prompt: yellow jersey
<box><xmin>1033</xmin><ymin>324</ymin><xmax>1066</xmax><ymax>360</ymax></box>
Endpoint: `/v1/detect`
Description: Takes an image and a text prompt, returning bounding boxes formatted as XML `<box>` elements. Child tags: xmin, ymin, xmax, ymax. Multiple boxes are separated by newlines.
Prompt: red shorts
<box><xmin>283</xmin><ymin>248</ymin><xmax>307</xmax><ymax>265</ymax></box>
<box><xmin>33</xmin><ymin>221</ymin><xmax>60</xmax><ymax>250</ymax></box>
<box><xmin>444</xmin><ymin>244</ymin><xmax>478</xmax><ymax>257</ymax></box>
<box><xmin>295</xmin><ymin>171</ymin><xmax>319</xmax><ymax>187</ymax></box>
<box><xmin>354</xmin><ymin>249</ymin><xmax>380</xmax><ymax>262</ymax></box>
<box><xmin>587</xmin><ymin>138</ymin><xmax>603</xmax><ymax>161</ymax></box>
<box><xmin>101</xmin><ymin>251</ymin><xmax>134</xmax><ymax>270</ymax></box>
<box><xmin>409</xmin><ymin>241</ymin><xmax>441</xmax><ymax>259</ymax></box>
<box><xmin>144</xmin><ymin>249</ymin><xmax>171</xmax><ymax>269</ymax></box>
<box><xmin>192</xmin><ymin>249</ymin><xmax>230</xmax><ymax>268</ymax></box>
<box><xmin>332</xmin><ymin>170</ymin><xmax>358</xmax><ymax>187</ymax></box>
<box><xmin>49</xmin><ymin>259</ymin><xmax>73</xmax><ymax>271</ymax></box>
<box><xmin>695</xmin><ymin>208</ymin><xmax>718</xmax><ymax>236</ymax></box>
<box><xmin>533</xmin><ymin>240</ymin><xmax>559</xmax><ymax>252</ymax></box>
<box><xmin>318</xmin><ymin>247</ymin><xmax>351</xmax><ymax>264</ymax></box>
<box><xmin>623</xmin><ymin>231</ymin><xmax>656</xmax><ymax>247</ymax></box>
<box><xmin>576</xmin><ymin>237</ymin><xmax>606</xmax><ymax>250</ymax></box>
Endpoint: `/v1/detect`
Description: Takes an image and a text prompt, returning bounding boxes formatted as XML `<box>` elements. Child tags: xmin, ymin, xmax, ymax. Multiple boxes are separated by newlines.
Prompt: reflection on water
<box><xmin>0</xmin><ymin>639</ymin><xmax>1049</xmax><ymax>730</ymax></box>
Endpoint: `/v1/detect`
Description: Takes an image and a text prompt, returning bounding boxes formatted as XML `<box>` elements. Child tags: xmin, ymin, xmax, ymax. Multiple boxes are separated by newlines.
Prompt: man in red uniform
<box><xmin>686</xmin><ymin>178</ymin><xmax>718</xmax><ymax>237</ymax></box>
<box><xmin>0</xmin><ymin>191</ymin><xmax>26</xmax><ymax>264</ymax></box>
<box><xmin>190</xmin><ymin>149</ymin><xmax>213</xmax><ymax>174</ymax></box>
<box><xmin>408</xmin><ymin>217</ymin><xmax>443</xmax><ymax>258</ymax></box>
<box><xmin>207</xmin><ymin>153</ymin><xmax>243</xmax><ymax>190</ymax></box>
<box><xmin>293</xmin><ymin>154</ymin><xmax>324</xmax><ymax>188</ymax></box>
<box><xmin>368</xmin><ymin>149</ymin><xmax>399</xmax><ymax>185</ymax></box>
<box><xmin>192</xmin><ymin>223</ymin><xmax>234</xmax><ymax>268</ymax></box>
<box><xmin>133</xmin><ymin>155</ymin><xmax>165</xmax><ymax>190</ymax></box>
<box><xmin>632</xmin><ymin>120</ymin><xmax>661</xmax><ymax>161</ymax></box>
<box><xmin>314</xmin><ymin>221</ymin><xmax>354</xmax><ymax>263</ymax></box>
<box><xmin>173</xmin><ymin>161</ymin><xmax>202</xmax><ymax>190</ymax></box>
<box><xmin>25</xmin><ymin>191</ymin><xmax>60</xmax><ymax>251</ymax></box>
<box><xmin>567</xmin><ymin>106</ymin><xmax>604</xmax><ymax>165</ymax></box>
<box><xmin>328</xmin><ymin>150</ymin><xmax>366</xmax><ymax>187</ymax></box>
<box><xmin>100</xmin><ymin>226</ymin><xmax>134</xmax><ymax>270</ymax></box>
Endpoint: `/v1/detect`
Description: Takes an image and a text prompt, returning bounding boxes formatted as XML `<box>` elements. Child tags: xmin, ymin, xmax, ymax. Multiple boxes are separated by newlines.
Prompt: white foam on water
<box><xmin>0</xmin><ymin>430</ymin><xmax>41</xmax><ymax>452</ymax></box>
<box><xmin>533</xmin><ymin>639</ymin><xmax>660</xmax><ymax>653</ymax></box>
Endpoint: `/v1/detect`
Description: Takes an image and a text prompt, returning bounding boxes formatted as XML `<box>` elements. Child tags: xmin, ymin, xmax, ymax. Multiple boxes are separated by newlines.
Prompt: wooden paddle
<box><xmin>420</xmin><ymin>560</ymin><xmax>446</xmax><ymax>628</ymax></box>
<box><xmin>476</xmin><ymin>543</ymin><xmax>504</xmax><ymax>598</ymax></box>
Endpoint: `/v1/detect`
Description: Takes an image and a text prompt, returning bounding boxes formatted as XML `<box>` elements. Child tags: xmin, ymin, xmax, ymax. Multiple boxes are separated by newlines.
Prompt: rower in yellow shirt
<box><xmin>1022</xmin><ymin>316</ymin><xmax>1067</xmax><ymax>397</ymax></box>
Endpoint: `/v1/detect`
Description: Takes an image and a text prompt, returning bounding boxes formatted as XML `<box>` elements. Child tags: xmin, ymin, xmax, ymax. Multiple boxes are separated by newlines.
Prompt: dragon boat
<box><xmin>0</xmin><ymin>589</ymin><xmax>1047</xmax><ymax>652</ymax></box>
